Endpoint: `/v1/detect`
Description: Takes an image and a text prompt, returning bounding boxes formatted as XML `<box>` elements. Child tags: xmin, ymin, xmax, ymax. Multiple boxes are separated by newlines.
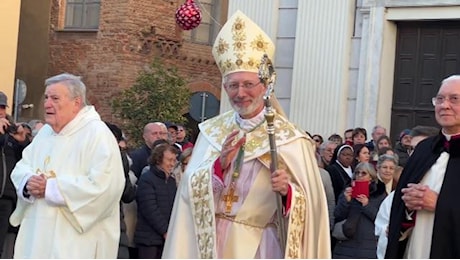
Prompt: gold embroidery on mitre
<box><xmin>212</xmin><ymin>10</ymin><xmax>275</xmax><ymax>77</ymax></box>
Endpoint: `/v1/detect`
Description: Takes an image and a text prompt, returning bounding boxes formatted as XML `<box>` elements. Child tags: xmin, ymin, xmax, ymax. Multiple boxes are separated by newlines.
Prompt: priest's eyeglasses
<box><xmin>224</xmin><ymin>81</ymin><xmax>262</xmax><ymax>92</ymax></box>
<box><xmin>432</xmin><ymin>95</ymin><xmax>460</xmax><ymax>106</ymax></box>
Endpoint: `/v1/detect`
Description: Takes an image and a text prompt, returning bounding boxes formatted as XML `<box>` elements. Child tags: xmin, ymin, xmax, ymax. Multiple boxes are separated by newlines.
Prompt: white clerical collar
<box><xmin>235</xmin><ymin>109</ymin><xmax>266</xmax><ymax>132</ymax></box>
<box><xmin>336</xmin><ymin>160</ymin><xmax>353</xmax><ymax>178</ymax></box>
<box><xmin>442</xmin><ymin>130</ymin><xmax>460</xmax><ymax>141</ymax></box>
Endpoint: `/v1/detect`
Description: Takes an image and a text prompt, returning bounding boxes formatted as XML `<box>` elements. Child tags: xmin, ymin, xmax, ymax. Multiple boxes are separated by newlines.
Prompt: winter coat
<box><xmin>333</xmin><ymin>181</ymin><xmax>387</xmax><ymax>258</ymax></box>
<box><xmin>0</xmin><ymin>134</ymin><xmax>28</xmax><ymax>201</ymax></box>
<box><xmin>394</xmin><ymin>142</ymin><xmax>410</xmax><ymax>167</ymax></box>
<box><xmin>119</xmin><ymin>150</ymin><xmax>136</xmax><ymax>249</ymax></box>
<box><xmin>134</xmin><ymin>165</ymin><xmax>176</xmax><ymax>246</ymax></box>
<box><xmin>129</xmin><ymin>144</ymin><xmax>151</xmax><ymax>178</ymax></box>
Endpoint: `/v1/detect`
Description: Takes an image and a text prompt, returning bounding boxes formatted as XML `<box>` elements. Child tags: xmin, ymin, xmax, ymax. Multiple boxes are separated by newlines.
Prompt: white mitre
<box><xmin>212</xmin><ymin>10</ymin><xmax>275</xmax><ymax>77</ymax></box>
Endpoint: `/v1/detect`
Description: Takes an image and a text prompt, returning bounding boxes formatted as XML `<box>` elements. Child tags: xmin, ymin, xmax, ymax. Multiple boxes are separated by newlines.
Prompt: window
<box><xmin>64</xmin><ymin>0</ymin><xmax>101</xmax><ymax>30</ymax></box>
<box><xmin>183</xmin><ymin>0</ymin><xmax>222</xmax><ymax>45</ymax></box>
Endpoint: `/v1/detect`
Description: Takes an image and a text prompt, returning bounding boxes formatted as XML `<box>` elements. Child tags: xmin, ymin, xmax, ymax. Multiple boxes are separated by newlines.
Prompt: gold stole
<box><xmin>223</xmin><ymin>160</ymin><xmax>277</xmax><ymax>258</ymax></box>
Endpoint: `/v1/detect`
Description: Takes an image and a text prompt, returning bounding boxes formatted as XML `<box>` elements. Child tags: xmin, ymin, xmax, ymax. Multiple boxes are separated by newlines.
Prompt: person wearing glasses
<box><xmin>332</xmin><ymin>162</ymin><xmax>386</xmax><ymax>258</ymax></box>
<box><xmin>386</xmin><ymin>75</ymin><xmax>460</xmax><ymax>258</ymax></box>
<box><xmin>162</xmin><ymin>10</ymin><xmax>330</xmax><ymax>259</ymax></box>
<box><xmin>175</xmin><ymin>125</ymin><xmax>194</xmax><ymax>151</ymax></box>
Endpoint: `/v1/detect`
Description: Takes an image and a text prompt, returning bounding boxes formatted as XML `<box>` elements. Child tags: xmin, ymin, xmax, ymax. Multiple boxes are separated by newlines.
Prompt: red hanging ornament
<box><xmin>175</xmin><ymin>0</ymin><xmax>202</xmax><ymax>30</ymax></box>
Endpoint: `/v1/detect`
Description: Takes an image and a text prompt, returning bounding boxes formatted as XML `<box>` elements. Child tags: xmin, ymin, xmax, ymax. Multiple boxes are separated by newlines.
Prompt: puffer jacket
<box><xmin>134</xmin><ymin>165</ymin><xmax>176</xmax><ymax>246</ymax></box>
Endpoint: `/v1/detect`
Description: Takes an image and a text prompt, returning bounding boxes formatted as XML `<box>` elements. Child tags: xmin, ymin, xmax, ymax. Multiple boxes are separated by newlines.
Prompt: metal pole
<box><xmin>259</xmin><ymin>54</ymin><xmax>286</xmax><ymax>254</ymax></box>
<box><xmin>200</xmin><ymin>92</ymin><xmax>208</xmax><ymax>122</ymax></box>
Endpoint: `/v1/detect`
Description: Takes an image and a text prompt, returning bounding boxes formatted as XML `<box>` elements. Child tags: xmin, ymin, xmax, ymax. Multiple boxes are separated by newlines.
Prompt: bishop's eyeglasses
<box><xmin>224</xmin><ymin>81</ymin><xmax>262</xmax><ymax>92</ymax></box>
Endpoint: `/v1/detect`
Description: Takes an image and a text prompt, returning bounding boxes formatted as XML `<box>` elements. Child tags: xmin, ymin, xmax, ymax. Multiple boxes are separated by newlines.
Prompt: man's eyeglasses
<box><xmin>224</xmin><ymin>81</ymin><xmax>262</xmax><ymax>92</ymax></box>
<box><xmin>432</xmin><ymin>95</ymin><xmax>460</xmax><ymax>106</ymax></box>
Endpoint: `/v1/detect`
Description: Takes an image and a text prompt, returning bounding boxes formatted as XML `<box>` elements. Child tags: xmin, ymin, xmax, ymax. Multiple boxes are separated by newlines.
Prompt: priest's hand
<box><xmin>401</xmin><ymin>183</ymin><xmax>437</xmax><ymax>211</ymax></box>
<box><xmin>220</xmin><ymin>130</ymin><xmax>246</xmax><ymax>170</ymax></box>
<box><xmin>272</xmin><ymin>169</ymin><xmax>289</xmax><ymax>196</ymax></box>
<box><xmin>26</xmin><ymin>174</ymin><xmax>47</xmax><ymax>199</ymax></box>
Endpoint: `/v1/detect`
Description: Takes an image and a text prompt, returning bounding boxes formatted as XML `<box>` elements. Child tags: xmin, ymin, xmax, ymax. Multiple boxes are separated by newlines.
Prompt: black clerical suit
<box><xmin>385</xmin><ymin>132</ymin><xmax>460</xmax><ymax>258</ymax></box>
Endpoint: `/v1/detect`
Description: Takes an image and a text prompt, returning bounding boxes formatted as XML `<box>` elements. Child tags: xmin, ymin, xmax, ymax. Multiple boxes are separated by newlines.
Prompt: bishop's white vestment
<box><xmin>162</xmin><ymin>110</ymin><xmax>331</xmax><ymax>258</ymax></box>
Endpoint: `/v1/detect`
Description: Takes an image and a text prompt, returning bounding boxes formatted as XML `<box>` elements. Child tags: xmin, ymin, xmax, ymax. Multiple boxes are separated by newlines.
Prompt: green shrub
<box><xmin>112</xmin><ymin>59</ymin><xmax>190</xmax><ymax>147</ymax></box>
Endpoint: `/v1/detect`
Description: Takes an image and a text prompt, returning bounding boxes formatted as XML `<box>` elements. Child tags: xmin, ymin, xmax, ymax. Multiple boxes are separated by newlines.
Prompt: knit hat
<box><xmin>399</xmin><ymin>129</ymin><xmax>411</xmax><ymax>141</ymax></box>
<box><xmin>0</xmin><ymin>92</ymin><xmax>8</xmax><ymax>107</ymax></box>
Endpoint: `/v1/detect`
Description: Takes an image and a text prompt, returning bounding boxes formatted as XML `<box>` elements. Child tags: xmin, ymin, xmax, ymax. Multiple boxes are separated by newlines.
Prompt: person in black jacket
<box><xmin>105</xmin><ymin>122</ymin><xmax>136</xmax><ymax>259</ymax></box>
<box><xmin>0</xmin><ymin>92</ymin><xmax>29</xmax><ymax>258</ymax></box>
<box><xmin>134</xmin><ymin>143</ymin><xmax>179</xmax><ymax>258</ymax></box>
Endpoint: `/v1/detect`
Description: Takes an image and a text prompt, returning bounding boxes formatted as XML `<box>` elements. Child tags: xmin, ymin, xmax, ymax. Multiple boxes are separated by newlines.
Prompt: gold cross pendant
<box><xmin>222</xmin><ymin>183</ymin><xmax>239</xmax><ymax>214</ymax></box>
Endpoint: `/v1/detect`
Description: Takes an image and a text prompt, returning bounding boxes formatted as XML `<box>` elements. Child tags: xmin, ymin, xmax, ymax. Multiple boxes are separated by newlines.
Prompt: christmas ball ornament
<box><xmin>175</xmin><ymin>0</ymin><xmax>202</xmax><ymax>30</ymax></box>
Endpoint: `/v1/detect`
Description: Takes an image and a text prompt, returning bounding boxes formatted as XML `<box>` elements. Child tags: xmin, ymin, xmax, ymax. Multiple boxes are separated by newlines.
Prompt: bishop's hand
<box><xmin>220</xmin><ymin>130</ymin><xmax>246</xmax><ymax>170</ymax></box>
<box><xmin>271</xmin><ymin>169</ymin><xmax>289</xmax><ymax>196</ymax></box>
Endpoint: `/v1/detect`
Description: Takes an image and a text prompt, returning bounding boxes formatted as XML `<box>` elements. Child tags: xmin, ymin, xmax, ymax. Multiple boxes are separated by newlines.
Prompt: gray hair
<box><xmin>377</xmin><ymin>154</ymin><xmax>398</xmax><ymax>168</ymax></box>
<box><xmin>372</xmin><ymin>125</ymin><xmax>387</xmax><ymax>134</ymax></box>
<box><xmin>441</xmin><ymin>75</ymin><xmax>460</xmax><ymax>86</ymax></box>
<box><xmin>319</xmin><ymin>140</ymin><xmax>336</xmax><ymax>152</ymax></box>
<box><xmin>354</xmin><ymin>162</ymin><xmax>377</xmax><ymax>181</ymax></box>
<box><xmin>45</xmin><ymin>73</ymin><xmax>87</xmax><ymax>107</ymax></box>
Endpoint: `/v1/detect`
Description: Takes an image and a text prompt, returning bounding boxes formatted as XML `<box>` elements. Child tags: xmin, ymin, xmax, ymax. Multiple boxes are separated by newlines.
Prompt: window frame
<box><xmin>63</xmin><ymin>0</ymin><xmax>101</xmax><ymax>30</ymax></box>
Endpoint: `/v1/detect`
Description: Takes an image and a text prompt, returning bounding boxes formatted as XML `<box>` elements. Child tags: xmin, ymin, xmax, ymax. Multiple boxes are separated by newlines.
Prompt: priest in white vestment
<box><xmin>162</xmin><ymin>10</ymin><xmax>331</xmax><ymax>259</ymax></box>
<box><xmin>9</xmin><ymin>73</ymin><xmax>125</xmax><ymax>258</ymax></box>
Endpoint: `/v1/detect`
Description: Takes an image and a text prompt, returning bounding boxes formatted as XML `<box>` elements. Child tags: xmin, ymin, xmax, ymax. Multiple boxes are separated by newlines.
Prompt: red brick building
<box><xmin>48</xmin><ymin>0</ymin><xmax>226</xmax><ymax>132</ymax></box>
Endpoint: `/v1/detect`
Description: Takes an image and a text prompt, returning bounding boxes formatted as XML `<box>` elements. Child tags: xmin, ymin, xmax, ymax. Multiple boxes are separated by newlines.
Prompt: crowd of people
<box><xmin>1</xmin><ymin>9</ymin><xmax>459</xmax><ymax>259</ymax></box>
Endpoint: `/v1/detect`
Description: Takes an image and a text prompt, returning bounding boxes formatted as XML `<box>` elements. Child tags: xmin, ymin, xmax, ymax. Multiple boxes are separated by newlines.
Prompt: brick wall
<box><xmin>48</xmin><ymin>0</ymin><xmax>222</xmax><ymax>122</ymax></box>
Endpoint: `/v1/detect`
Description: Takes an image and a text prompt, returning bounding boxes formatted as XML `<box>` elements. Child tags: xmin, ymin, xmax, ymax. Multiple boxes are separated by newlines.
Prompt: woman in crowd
<box><xmin>134</xmin><ymin>143</ymin><xmax>180</xmax><ymax>258</ymax></box>
<box><xmin>376</xmin><ymin>154</ymin><xmax>398</xmax><ymax>194</ymax></box>
<box><xmin>333</xmin><ymin>162</ymin><xmax>387</xmax><ymax>258</ymax></box>
<box><xmin>371</xmin><ymin>135</ymin><xmax>392</xmax><ymax>162</ymax></box>
<box><xmin>327</xmin><ymin>144</ymin><xmax>354</xmax><ymax>201</ymax></box>
<box><xmin>352</xmin><ymin>144</ymin><xmax>370</xmax><ymax>169</ymax></box>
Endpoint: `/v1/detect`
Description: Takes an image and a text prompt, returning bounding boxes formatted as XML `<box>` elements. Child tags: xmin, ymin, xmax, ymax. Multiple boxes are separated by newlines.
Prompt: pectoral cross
<box><xmin>222</xmin><ymin>184</ymin><xmax>239</xmax><ymax>214</ymax></box>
